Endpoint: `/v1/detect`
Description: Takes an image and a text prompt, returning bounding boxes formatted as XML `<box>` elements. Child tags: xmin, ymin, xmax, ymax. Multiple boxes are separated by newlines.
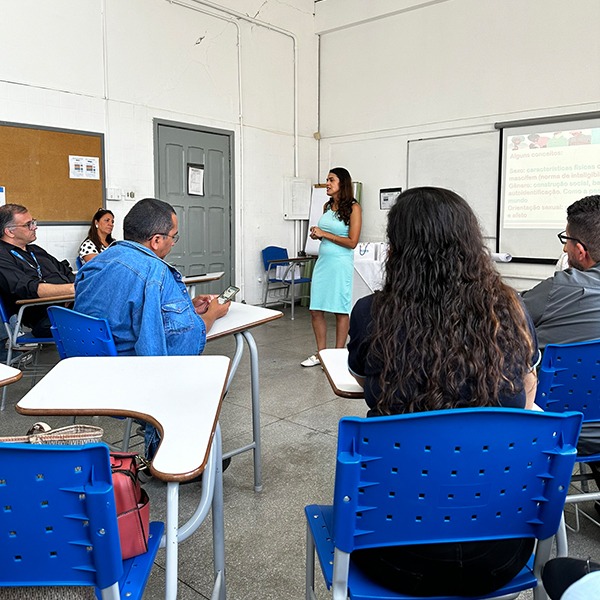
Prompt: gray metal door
<box><xmin>155</xmin><ymin>122</ymin><xmax>233</xmax><ymax>293</ymax></box>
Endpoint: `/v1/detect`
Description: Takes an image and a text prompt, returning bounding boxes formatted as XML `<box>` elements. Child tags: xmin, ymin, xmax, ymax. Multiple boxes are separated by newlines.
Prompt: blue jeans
<box><xmin>144</xmin><ymin>424</ymin><xmax>160</xmax><ymax>461</ymax></box>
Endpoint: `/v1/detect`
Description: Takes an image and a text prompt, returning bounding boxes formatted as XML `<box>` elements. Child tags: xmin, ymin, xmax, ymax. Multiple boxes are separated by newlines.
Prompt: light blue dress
<box><xmin>310</xmin><ymin>208</ymin><xmax>354</xmax><ymax>314</ymax></box>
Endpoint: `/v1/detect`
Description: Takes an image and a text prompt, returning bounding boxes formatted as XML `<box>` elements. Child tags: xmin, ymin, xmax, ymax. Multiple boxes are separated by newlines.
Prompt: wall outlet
<box><xmin>106</xmin><ymin>187</ymin><xmax>123</xmax><ymax>200</ymax></box>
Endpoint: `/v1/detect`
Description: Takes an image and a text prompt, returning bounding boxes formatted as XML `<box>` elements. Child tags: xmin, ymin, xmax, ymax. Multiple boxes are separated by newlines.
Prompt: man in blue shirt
<box><xmin>74</xmin><ymin>197</ymin><xmax>230</xmax><ymax>458</ymax></box>
<box><xmin>74</xmin><ymin>197</ymin><xmax>229</xmax><ymax>355</ymax></box>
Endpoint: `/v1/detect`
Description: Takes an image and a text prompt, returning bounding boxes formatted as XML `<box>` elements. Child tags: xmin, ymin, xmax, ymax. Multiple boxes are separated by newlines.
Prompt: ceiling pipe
<box><xmin>166</xmin><ymin>0</ymin><xmax>248</xmax><ymax>294</ymax></box>
<box><xmin>184</xmin><ymin>0</ymin><xmax>299</xmax><ymax>176</ymax></box>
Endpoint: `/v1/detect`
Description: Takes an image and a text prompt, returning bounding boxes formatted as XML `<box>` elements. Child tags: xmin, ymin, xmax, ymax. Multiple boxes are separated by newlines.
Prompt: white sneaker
<box><xmin>301</xmin><ymin>354</ymin><xmax>320</xmax><ymax>367</ymax></box>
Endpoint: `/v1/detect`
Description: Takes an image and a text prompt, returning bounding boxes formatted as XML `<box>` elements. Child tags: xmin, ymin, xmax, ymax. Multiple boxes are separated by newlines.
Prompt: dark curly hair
<box><xmin>367</xmin><ymin>187</ymin><xmax>533</xmax><ymax>415</ymax></box>
<box><xmin>325</xmin><ymin>167</ymin><xmax>356</xmax><ymax>225</ymax></box>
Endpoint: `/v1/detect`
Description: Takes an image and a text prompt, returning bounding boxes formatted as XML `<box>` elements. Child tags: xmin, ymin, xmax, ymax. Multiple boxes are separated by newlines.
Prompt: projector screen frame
<box><xmin>495</xmin><ymin>111</ymin><xmax>600</xmax><ymax>264</ymax></box>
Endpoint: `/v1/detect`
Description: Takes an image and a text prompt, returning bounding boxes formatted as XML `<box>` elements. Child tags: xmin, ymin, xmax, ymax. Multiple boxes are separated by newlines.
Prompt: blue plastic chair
<box><xmin>47</xmin><ymin>306</ymin><xmax>133</xmax><ymax>451</ymax></box>
<box><xmin>47</xmin><ymin>305</ymin><xmax>118</xmax><ymax>360</ymax></box>
<box><xmin>0</xmin><ymin>442</ymin><xmax>163</xmax><ymax>599</ymax></box>
<box><xmin>261</xmin><ymin>246</ymin><xmax>313</xmax><ymax>320</ymax></box>
<box><xmin>0</xmin><ymin>295</ymin><xmax>56</xmax><ymax>411</ymax></box>
<box><xmin>305</xmin><ymin>409</ymin><xmax>582</xmax><ymax>600</ymax></box>
<box><xmin>534</xmin><ymin>339</ymin><xmax>600</xmax><ymax>532</ymax></box>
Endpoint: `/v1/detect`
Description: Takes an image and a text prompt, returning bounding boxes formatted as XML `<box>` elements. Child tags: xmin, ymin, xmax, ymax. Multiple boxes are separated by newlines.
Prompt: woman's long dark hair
<box><xmin>368</xmin><ymin>187</ymin><xmax>533</xmax><ymax>415</ymax></box>
<box><xmin>326</xmin><ymin>167</ymin><xmax>355</xmax><ymax>225</ymax></box>
<box><xmin>87</xmin><ymin>208</ymin><xmax>115</xmax><ymax>252</ymax></box>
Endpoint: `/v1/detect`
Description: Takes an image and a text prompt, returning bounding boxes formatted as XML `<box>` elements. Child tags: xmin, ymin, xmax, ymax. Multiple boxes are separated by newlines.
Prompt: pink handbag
<box><xmin>110</xmin><ymin>452</ymin><xmax>151</xmax><ymax>560</ymax></box>
<box><xmin>0</xmin><ymin>423</ymin><xmax>151</xmax><ymax>561</ymax></box>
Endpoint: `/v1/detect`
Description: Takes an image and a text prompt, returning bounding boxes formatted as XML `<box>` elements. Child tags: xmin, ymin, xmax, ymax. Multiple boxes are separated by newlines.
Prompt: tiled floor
<box><xmin>1</xmin><ymin>306</ymin><xmax>599</xmax><ymax>599</ymax></box>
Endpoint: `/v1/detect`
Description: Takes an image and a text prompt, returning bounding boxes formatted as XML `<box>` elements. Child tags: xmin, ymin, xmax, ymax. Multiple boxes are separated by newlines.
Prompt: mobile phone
<box><xmin>217</xmin><ymin>285</ymin><xmax>240</xmax><ymax>304</ymax></box>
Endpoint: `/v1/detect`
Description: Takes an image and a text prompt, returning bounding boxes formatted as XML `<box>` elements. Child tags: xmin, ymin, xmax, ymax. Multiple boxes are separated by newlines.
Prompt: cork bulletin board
<box><xmin>0</xmin><ymin>122</ymin><xmax>105</xmax><ymax>223</ymax></box>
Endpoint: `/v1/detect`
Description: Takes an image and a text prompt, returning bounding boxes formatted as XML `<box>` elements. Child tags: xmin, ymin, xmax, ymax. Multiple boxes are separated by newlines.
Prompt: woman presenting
<box><xmin>301</xmin><ymin>167</ymin><xmax>361</xmax><ymax>367</ymax></box>
<box><xmin>347</xmin><ymin>187</ymin><xmax>539</xmax><ymax>596</ymax></box>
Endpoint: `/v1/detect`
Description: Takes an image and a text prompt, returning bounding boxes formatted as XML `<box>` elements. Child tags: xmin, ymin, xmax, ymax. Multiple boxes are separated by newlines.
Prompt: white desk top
<box><xmin>318</xmin><ymin>348</ymin><xmax>364</xmax><ymax>399</ymax></box>
<box><xmin>0</xmin><ymin>363</ymin><xmax>22</xmax><ymax>388</ymax></box>
<box><xmin>207</xmin><ymin>301</ymin><xmax>283</xmax><ymax>340</ymax></box>
<box><xmin>16</xmin><ymin>356</ymin><xmax>231</xmax><ymax>481</ymax></box>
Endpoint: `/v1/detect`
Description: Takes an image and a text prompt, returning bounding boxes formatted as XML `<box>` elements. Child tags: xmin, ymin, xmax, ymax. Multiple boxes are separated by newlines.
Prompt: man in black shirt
<box><xmin>0</xmin><ymin>204</ymin><xmax>75</xmax><ymax>339</ymax></box>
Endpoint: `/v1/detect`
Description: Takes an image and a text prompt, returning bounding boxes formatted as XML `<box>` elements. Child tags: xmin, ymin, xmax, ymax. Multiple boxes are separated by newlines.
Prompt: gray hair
<box><xmin>123</xmin><ymin>198</ymin><xmax>176</xmax><ymax>243</ymax></box>
<box><xmin>0</xmin><ymin>204</ymin><xmax>28</xmax><ymax>235</ymax></box>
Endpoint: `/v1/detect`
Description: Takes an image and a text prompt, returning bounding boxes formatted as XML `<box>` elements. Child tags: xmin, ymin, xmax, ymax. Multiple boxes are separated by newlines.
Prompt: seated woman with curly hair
<box><xmin>347</xmin><ymin>186</ymin><xmax>539</xmax><ymax>597</ymax></box>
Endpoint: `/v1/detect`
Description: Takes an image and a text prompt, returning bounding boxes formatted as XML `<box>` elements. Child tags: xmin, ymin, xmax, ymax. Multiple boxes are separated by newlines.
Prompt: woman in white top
<box><xmin>79</xmin><ymin>208</ymin><xmax>115</xmax><ymax>263</ymax></box>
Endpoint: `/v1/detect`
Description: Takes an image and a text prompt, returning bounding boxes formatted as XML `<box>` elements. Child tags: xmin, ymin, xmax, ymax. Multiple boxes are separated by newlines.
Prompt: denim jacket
<box><xmin>74</xmin><ymin>241</ymin><xmax>206</xmax><ymax>356</ymax></box>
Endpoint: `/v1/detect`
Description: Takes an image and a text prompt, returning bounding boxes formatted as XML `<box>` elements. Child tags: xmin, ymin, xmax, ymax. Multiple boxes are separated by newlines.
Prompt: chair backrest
<box><xmin>261</xmin><ymin>246</ymin><xmax>288</xmax><ymax>271</ymax></box>
<box><xmin>331</xmin><ymin>408</ymin><xmax>582</xmax><ymax>554</ymax></box>
<box><xmin>0</xmin><ymin>443</ymin><xmax>123</xmax><ymax>592</ymax></box>
<box><xmin>535</xmin><ymin>339</ymin><xmax>600</xmax><ymax>421</ymax></box>
<box><xmin>47</xmin><ymin>306</ymin><xmax>117</xmax><ymax>360</ymax></box>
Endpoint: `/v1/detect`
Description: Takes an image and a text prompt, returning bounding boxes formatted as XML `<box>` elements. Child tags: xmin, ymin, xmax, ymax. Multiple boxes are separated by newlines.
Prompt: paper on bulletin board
<box><xmin>0</xmin><ymin>186</ymin><xmax>5</xmax><ymax>206</ymax></box>
<box><xmin>69</xmin><ymin>156</ymin><xmax>100</xmax><ymax>180</ymax></box>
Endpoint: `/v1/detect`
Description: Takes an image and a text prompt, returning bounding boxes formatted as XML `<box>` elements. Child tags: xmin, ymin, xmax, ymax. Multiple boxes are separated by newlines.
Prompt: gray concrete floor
<box><xmin>1</xmin><ymin>305</ymin><xmax>599</xmax><ymax>599</ymax></box>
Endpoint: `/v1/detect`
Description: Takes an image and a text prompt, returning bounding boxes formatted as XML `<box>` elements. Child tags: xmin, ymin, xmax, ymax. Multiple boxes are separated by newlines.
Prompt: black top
<box><xmin>348</xmin><ymin>294</ymin><xmax>539</xmax><ymax>416</ymax></box>
<box><xmin>0</xmin><ymin>240</ymin><xmax>74</xmax><ymax>328</ymax></box>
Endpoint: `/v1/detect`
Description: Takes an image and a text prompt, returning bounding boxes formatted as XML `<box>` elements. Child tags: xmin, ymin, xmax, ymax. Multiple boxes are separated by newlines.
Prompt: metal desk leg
<box><xmin>212</xmin><ymin>425</ymin><xmax>227</xmax><ymax>600</ymax></box>
<box><xmin>291</xmin><ymin>278</ymin><xmax>296</xmax><ymax>321</ymax></box>
<box><xmin>163</xmin><ymin>426</ymin><xmax>226</xmax><ymax>600</ymax></box>
<box><xmin>219</xmin><ymin>330</ymin><xmax>262</xmax><ymax>492</ymax></box>
<box><xmin>242</xmin><ymin>330</ymin><xmax>262</xmax><ymax>492</ymax></box>
<box><xmin>223</xmin><ymin>332</ymin><xmax>245</xmax><ymax>393</ymax></box>
<box><xmin>165</xmin><ymin>481</ymin><xmax>180</xmax><ymax>600</ymax></box>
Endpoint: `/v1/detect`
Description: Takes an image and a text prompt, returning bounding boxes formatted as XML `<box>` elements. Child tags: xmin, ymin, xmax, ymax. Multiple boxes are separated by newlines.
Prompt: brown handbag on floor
<box><xmin>110</xmin><ymin>452</ymin><xmax>151</xmax><ymax>560</ymax></box>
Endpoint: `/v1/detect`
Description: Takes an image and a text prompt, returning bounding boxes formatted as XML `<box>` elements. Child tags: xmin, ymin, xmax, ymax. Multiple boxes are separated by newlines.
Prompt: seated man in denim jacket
<box><xmin>74</xmin><ymin>197</ymin><xmax>229</xmax><ymax>356</ymax></box>
<box><xmin>74</xmin><ymin>197</ymin><xmax>230</xmax><ymax>458</ymax></box>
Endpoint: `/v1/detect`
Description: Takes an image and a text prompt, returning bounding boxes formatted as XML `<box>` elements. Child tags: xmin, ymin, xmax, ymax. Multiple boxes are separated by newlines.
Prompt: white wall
<box><xmin>4</xmin><ymin>0</ymin><xmax>598</xmax><ymax>301</ymax></box>
<box><xmin>315</xmin><ymin>0</ymin><xmax>600</xmax><ymax>289</ymax></box>
<box><xmin>0</xmin><ymin>0</ymin><xmax>319</xmax><ymax>303</ymax></box>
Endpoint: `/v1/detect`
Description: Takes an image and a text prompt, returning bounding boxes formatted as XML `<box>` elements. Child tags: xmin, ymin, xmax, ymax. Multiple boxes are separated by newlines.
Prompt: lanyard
<box><xmin>10</xmin><ymin>249</ymin><xmax>43</xmax><ymax>279</ymax></box>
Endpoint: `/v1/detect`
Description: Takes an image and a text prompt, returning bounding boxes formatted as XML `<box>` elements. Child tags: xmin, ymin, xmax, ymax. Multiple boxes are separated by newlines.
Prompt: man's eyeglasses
<box><xmin>557</xmin><ymin>230</ymin><xmax>587</xmax><ymax>251</ymax></box>
<box><xmin>151</xmin><ymin>232</ymin><xmax>180</xmax><ymax>243</ymax></box>
<box><xmin>9</xmin><ymin>219</ymin><xmax>37</xmax><ymax>231</ymax></box>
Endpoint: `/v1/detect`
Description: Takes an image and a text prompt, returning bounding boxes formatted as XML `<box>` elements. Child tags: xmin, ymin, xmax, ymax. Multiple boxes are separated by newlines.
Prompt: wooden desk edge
<box><xmin>0</xmin><ymin>371</ymin><xmax>23</xmax><ymax>388</ymax></box>
<box><xmin>207</xmin><ymin>310</ymin><xmax>283</xmax><ymax>340</ymax></box>
<box><xmin>318</xmin><ymin>350</ymin><xmax>364</xmax><ymax>399</ymax></box>
<box><xmin>266</xmin><ymin>256</ymin><xmax>316</xmax><ymax>265</ymax></box>
<box><xmin>14</xmin><ymin>405</ymin><xmax>220</xmax><ymax>482</ymax></box>
<box><xmin>15</xmin><ymin>360</ymin><xmax>232</xmax><ymax>483</ymax></box>
<box><xmin>183</xmin><ymin>272</ymin><xmax>225</xmax><ymax>284</ymax></box>
<box><xmin>16</xmin><ymin>294</ymin><xmax>75</xmax><ymax>306</ymax></box>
